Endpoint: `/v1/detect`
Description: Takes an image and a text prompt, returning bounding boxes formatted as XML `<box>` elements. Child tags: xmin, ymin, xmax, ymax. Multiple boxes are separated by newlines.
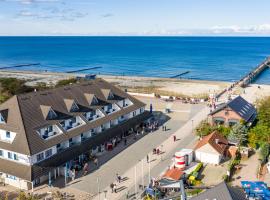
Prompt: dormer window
<box><xmin>108</xmin><ymin>91</ymin><xmax>114</xmax><ymax>99</ymax></box>
<box><xmin>92</xmin><ymin>96</ymin><xmax>99</xmax><ymax>105</ymax></box>
<box><xmin>40</xmin><ymin>105</ymin><xmax>57</xmax><ymax>120</ymax></box>
<box><xmin>70</xmin><ymin>102</ymin><xmax>79</xmax><ymax>112</ymax></box>
<box><xmin>101</xmin><ymin>89</ymin><xmax>114</xmax><ymax>100</ymax></box>
<box><xmin>47</xmin><ymin>109</ymin><xmax>57</xmax><ymax>120</ymax></box>
<box><xmin>84</xmin><ymin>93</ymin><xmax>99</xmax><ymax>106</ymax></box>
<box><xmin>64</xmin><ymin>99</ymin><xmax>79</xmax><ymax>112</ymax></box>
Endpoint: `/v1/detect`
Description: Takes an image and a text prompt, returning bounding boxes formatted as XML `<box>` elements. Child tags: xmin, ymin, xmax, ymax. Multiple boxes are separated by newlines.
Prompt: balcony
<box><xmin>38</xmin><ymin>125</ymin><xmax>62</xmax><ymax>140</ymax></box>
<box><xmin>60</xmin><ymin>117</ymin><xmax>84</xmax><ymax>131</ymax></box>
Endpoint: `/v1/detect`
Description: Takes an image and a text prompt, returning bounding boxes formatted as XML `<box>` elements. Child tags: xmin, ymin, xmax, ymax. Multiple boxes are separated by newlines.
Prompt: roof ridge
<box><xmin>14</xmin><ymin>95</ymin><xmax>32</xmax><ymax>155</ymax></box>
<box><xmin>16</xmin><ymin>78</ymin><xmax>102</xmax><ymax>98</ymax></box>
<box><xmin>222</xmin><ymin>182</ymin><xmax>234</xmax><ymax>200</ymax></box>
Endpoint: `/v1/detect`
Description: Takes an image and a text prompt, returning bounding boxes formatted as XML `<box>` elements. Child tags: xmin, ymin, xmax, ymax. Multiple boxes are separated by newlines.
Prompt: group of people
<box><xmin>110</xmin><ymin>173</ymin><xmax>123</xmax><ymax>193</ymax></box>
<box><xmin>146</xmin><ymin>120</ymin><xmax>159</xmax><ymax>132</ymax></box>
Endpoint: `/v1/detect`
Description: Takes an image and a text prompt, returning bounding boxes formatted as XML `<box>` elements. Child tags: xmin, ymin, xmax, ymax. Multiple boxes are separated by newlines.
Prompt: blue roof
<box><xmin>227</xmin><ymin>96</ymin><xmax>256</xmax><ymax>122</ymax></box>
<box><xmin>211</xmin><ymin>96</ymin><xmax>256</xmax><ymax>123</ymax></box>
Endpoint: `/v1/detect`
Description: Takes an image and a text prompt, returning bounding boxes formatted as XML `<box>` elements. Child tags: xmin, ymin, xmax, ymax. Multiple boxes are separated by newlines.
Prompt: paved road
<box><xmin>68</xmin><ymin>103</ymin><xmax>206</xmax><ymax>199</ymax></box>
<box><xmin>91</xmin><ymin>105</ymin><xmax>210</xmax><ymax>200</ymax></box>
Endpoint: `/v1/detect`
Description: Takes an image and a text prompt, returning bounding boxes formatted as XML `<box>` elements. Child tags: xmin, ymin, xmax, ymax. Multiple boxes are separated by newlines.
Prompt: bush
<box><xmin>55</xmin><ymin>78</ymin><xmax>77</xmax><ymax>87</ymax></box>
<box><xmin>195</xmin><ymin>120</ymin><xmax>232</xmax><ymax>138</ymax></box>
<box><xmin>195</xmin><ymin>120</ymin><xmax>214</xmax><ymax>137</ymax></box>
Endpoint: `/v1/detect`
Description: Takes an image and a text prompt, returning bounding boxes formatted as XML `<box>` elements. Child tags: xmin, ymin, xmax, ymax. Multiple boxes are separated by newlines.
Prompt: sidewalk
<box><xmin>94</xmin><ymin>106</ymin><xmax>210</xmax><ymax>200</ymax></box>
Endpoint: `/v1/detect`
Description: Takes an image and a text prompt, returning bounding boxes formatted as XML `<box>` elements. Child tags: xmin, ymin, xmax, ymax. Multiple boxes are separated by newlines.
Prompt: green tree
<box><xmin>259</xmin><ymin>143</ymin><xmax>270</xmax><ymax>164</ymax></box>
<box><xmin>228</xmin><ymin>124</ymin><xmax>248</xmax><ymax>146</ymax></box>
<box><xmin>256</xmin><ymin>96</ymin><xmax>270</xmax><ymax>126</ymax></box>
<box><xmin>249</xmin><ymin>124</ymin><xmax>270</xmax><ymax>148</ymax></box>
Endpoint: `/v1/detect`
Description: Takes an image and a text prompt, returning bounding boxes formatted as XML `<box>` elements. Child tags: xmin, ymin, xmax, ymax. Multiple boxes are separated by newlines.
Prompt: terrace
<box><xmin>60</xmin><ymin>116</ymin><xmax>85</xmax><ymax>131</ymax></box>
<box><xmin>37</xmin><ymin>125</ymin><xmax>62</xmax><ymax>140</ymax></box>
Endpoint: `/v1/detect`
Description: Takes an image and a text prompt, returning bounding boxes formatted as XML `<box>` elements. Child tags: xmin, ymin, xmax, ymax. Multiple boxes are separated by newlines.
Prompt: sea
<box><xmin>0</xmin><ymin>36</ymin><xmax>270</xmax><ymax>84</ymax></box>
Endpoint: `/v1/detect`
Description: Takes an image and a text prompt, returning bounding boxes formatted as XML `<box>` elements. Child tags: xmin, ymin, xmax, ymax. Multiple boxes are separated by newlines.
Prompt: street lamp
<box><xmin>160</xmin><ymin>145</ymin><xmax>163</xmax><ymax>161</ymax></box>
<box><xmin>134</xmin><ymin>165</ymin><xmax>137</xmax><ymax>199</ymax></box>
<box><xmin>148</xmin><ymin>156</ymin><xmax>151</xmax><ymax>185</ymax></box>
<box><xmin>97</xmin><ymin>177</ymin><xmax>100</xmax><ymax>200</ymax></box>
<box><xmin>191</xmin><ymin>119</ymin><xmax>194</xmax><ymax>134</ymax></box>
<box><xmin>141</xmin><ymin>159</ymin><xmax>144</xmax><ymax>190</ymax></box>
<box><xmin>103</xmin><ymin>190</ymin><xmax>107</xmax><ymax>200</ymax></box>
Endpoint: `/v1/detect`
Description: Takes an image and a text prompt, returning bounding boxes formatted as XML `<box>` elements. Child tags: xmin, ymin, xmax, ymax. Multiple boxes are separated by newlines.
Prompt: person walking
<box><xmin>94</xmin><ymin>157</ymin><xmax>98</xmax><ymax>168</ymax></box>
<box><xmin>124</xmin><ymin>138</ymin><xmax>127</xmax><ymax>146</ymax></box>
<box><xmin>116</xmin><ymin>173</ymin><xmax>121</xmax><ymax>183</ymax></box>
<box><xmin>173</xmin><ymin>135</ymin><xmax>176</xmax><ymax>142</ymax></box>
<box><xmin>110</xmin><ymin>183</ymin><xmax>115</xmax><ymax>193</ymax></box>
<box><xmin>71</xmin><ymin>169</ymin><xmax>75</xmax><ymax>181</ymax></box>
<box><xmin>83</xmin><ymin>162</ymin><xmax>89</xmax><ymax>176</ymax></box>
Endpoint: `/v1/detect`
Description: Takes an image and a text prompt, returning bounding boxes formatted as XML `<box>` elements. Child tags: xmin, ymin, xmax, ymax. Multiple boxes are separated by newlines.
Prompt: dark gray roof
<box><xmin>0</xmin><ymin>78</ymin><xmax>145</xmax><ymax>155</ymax></box>
<box><xmin>190</xmin><ymin>182</ymin><xmax>248</xmax><ymax>200</ymax></box>
<box><xmin>210</xmin><ymin>96</ymin><xmax>256</xmax><ymax>123</ymax></box>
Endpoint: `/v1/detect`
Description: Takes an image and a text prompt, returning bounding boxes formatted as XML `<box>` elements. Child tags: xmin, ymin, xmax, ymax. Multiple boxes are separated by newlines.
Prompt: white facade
<box><xmin>0</xmin><ymin>173</ymin><xmax>31</xmax><ymax>190</ymax></box>
<box><xmin>195</xmin><ymin>144</ymin><xmax>222</xmax><ymax>165</ymax></box>
<box><xmin>0</xmin><ymin>148</ymin><xmax>30</xmax><ymax>165</ymax></box>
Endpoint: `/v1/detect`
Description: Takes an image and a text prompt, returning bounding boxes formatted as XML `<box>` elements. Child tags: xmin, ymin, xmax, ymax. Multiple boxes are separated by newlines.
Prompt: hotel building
<box><xmin>0</xmin><ymin>78</ymin><xmax>148</xmax><ymax>190</ymax></box>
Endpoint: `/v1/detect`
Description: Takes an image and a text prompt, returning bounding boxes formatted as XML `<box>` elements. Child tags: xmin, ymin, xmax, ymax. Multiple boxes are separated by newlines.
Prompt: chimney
<box><xmin>215</xmin><ymin>139</ymin><xmax>219</xmax><ymax>144</ymax></box>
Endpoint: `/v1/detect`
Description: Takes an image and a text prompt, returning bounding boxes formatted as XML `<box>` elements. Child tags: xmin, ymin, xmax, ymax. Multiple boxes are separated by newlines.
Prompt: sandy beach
<box><xmin>0</xmin><ymin>70</ymin><xmax>232</xmax><ymax>98</ymax></box>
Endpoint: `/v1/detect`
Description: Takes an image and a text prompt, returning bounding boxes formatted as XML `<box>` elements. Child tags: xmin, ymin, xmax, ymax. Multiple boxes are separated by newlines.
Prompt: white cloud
<box><xmin>210</xmin><ymin>24</ymin><xmax>270</xmax><ymax>35</ymax></box>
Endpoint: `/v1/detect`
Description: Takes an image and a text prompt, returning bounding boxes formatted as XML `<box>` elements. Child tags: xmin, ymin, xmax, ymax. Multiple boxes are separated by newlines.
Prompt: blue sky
<box><xmin>0</xmin><ymin>0</ymin><xmax>270</xmax><ymax>36</ymax></box>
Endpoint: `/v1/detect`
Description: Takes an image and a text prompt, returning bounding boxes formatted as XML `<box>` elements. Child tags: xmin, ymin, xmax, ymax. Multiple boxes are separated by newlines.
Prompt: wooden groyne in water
<box><xmin>239</xmin><ymin>57</ymin><xmax>270</xmax><ymax>87</ymax></box>
<box><xmin>170</xmin><ymin>71</ymin><xmax>190</xmax><ymax>78</ymax></box>
<box><xmin>0</xmin><ymin>63</ymin><xmax>40</xmax><ymax>70</ymax></box>
<box><xmin>66</xmin><ymin>66</ymin><xmax>102</xmax><ymax>73</ymax></box>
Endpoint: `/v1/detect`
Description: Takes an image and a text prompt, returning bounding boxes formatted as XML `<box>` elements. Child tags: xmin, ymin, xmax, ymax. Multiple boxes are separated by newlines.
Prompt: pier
<box><xmin>216</xmin><ymin>56</ymin><xmax>270</xmax><ymax>99</ymax></box>
<box><xmin>238</xmin><ymin>57</ymin><xmax>270</xmax><ymax>87</ymax></box>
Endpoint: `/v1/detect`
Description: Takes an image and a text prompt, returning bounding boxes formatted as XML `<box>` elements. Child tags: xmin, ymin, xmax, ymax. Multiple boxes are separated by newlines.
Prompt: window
<box><xmin>13</xmin><ymin>154</ymin><xmax>18</xmax><ymax>161</ymax></box>
<box><xmin>6</xmin><ymin>131</ymin><xmax>10</xmax><ymax>138</ymax></box>
<box><xmin>6</xmin><ymin>174</ymin><xmax>17</xmax><ymax>180</ymax></box>
<box><xmin>71</xmin><ymin>117</ymin><xmax>76</xmax><ymax>124</ymax></box>
<box><xmin>48</xmin><ymin>126</ymin><xmax>53</xmax><ymax>132</ymax></box>
<box><xmin>45</xmin><ymin>149</ymin><xmax>52</xmax><ymax>158</ymax></box>
<box><xmin>71</xmin><ymin>102</ymin><xmax>79</xmax><ymax>112</ymax></box>
<box><xmin>0</xmin><ymin>150</ymin><xmax>3</xmax><ymax>157</ymax></box>
<box><xmin>92</xmin><ymin>96</ymin><xmax>98</xmax><ymax>105</ymax></box>
<box><xmin>36</xmin><ymin>153</ymin><xmax>44</xmax><ymax>162</ymax></box>
<box><xmin>8</xmin><ymin>152</ymin><xmax>12</xmax><ymax>159</ymax></box>
<box><xmin>56</xmin><ymin>143</ymin><xmax>61</xmax><ymax>148</ymax></box>
<box><xmin>47</xmin><ymin>109</ymin><xmax>57</xmax><ymax>120</ymax></box>
<box><xmin>0</xmin><ymin>114</ymin><xmax>4</xmax><ymax>123</ymax></box>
